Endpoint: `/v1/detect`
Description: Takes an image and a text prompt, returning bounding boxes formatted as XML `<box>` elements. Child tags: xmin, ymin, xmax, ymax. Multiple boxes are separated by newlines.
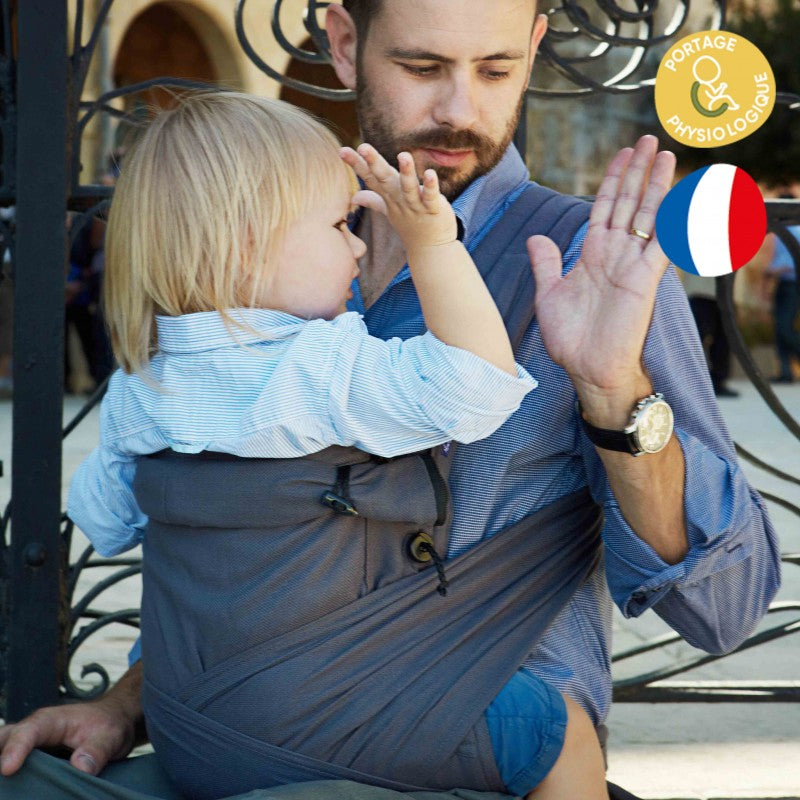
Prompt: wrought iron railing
<box><xmin>1</xmin><ymin>0</ymin><xmax>799</xmax><ymax>723</ymax></box>
<box><xmin>613</xmin><ymin>201</ymin><xmax>800</xmax><ymax>703</ymax></box>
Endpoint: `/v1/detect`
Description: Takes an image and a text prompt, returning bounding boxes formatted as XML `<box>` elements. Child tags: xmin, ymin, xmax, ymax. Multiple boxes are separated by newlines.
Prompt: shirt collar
<box><xmin>156</xmin><ymin>308</ymin><xmax>305</xmax><ymax>353</ymax></box>
<box><xmin>451</xmin><ymin>145</ymin><xmax>530</xmax><ymax>247</ymax></box>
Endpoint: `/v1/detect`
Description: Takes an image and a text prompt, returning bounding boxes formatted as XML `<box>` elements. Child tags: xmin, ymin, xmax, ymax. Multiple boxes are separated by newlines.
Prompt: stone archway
<box><xmin>111</xmin><ymin>1</ymin><xmax>247</xmax><ymax>157</ymax></box>
<box><xmin>113</xmin><ymin>3</ymin><xmax>218</xmax><ymax>110</ymax></box>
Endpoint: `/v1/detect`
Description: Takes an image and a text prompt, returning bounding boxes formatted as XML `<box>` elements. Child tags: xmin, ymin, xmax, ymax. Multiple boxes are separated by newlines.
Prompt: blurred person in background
<box><xmin>761</xmin><ymin>194</ymin><xmax>800</xmax><ymax>384</ymax></box>
<box><xmin>681</xmin><ymin>271</ymin><xmax>738</xmax><ymax>397</ymax></box>
<box><xmin>64</xmin><ymin>175</ymin><xmax>115</xmax><ymax>394</ymax></box>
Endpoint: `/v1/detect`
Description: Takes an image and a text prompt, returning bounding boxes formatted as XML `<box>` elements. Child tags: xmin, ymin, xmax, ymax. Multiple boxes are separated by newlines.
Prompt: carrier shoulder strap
<box><xmin>471</xmin><ymin>183</ymin><xmax>591</xmax><ymax>351</ymax></box>
<box><xmin>430</xmin><ymin>184</ymin><xmax>591</xmax><ymax>483</ymax></box>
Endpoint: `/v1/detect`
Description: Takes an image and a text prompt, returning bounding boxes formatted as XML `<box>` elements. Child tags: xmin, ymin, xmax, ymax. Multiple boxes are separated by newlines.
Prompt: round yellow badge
<box><xmin>655</xmin><ymin>30</ymin><xmax>775</xmax><ymax>148</ymax></box>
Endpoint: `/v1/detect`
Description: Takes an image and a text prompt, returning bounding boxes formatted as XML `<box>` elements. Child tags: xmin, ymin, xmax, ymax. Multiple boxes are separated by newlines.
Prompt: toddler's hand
<box><xmin>340</xmin><ymin>144</ymin><xmax>457</xmax><ymax>250</ymax></box>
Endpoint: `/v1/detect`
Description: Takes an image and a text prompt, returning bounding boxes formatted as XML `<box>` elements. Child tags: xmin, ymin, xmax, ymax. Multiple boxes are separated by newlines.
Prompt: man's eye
<box><xmin>401</xmin><ymin>64</ymin><xmax>438</xmax><ymax>77</ymax></box>
<box><xmin>482</xmin><ymin>70</ymin><xmax>510</xmax><ymax>81</ymax></box>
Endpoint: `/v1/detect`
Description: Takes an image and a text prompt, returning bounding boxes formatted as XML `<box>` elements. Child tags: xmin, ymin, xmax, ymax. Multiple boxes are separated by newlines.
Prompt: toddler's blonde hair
<box><xmin>104</xmin><ymin>91</ymin><xmax>352</xmax><ymax>374</ymax></box>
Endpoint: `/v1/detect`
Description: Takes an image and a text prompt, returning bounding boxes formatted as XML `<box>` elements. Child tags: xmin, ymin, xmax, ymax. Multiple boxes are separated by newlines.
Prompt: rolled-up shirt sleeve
<box><xmin>581</xmin><ymin>266</ymin><xmax>781</xmax><ymax>654</ymax></box>
<box><xmin>67</xmin><ymin>439</ymin><xmax>147</xmax><ymax>557</ymax></box>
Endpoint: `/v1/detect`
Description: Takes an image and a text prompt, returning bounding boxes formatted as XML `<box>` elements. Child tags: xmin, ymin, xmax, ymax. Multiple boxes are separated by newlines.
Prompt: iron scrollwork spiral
<box><xmin>62</xmin><ymin>514</ymin><xmax>141</xmax><ymax>700</ymax></box>
<box><xmin>236</xmin><ymin>0</ymin><xmax>352</xmax><ymax>101</ymax></box>
<box><xmin>235</xmin><ymin>0</ymin><xmax>727</xmax><ymax>101</ymax></box>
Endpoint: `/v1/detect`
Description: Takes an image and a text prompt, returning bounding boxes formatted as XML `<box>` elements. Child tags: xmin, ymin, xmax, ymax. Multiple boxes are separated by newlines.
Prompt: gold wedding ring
<box><xmin>630</xmin><ymin>227</ymin><xmax>652</xmax><ymax>242</ymax></box>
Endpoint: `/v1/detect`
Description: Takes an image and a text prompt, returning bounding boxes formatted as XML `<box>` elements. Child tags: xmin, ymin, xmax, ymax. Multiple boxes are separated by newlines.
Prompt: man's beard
<box><xmin>355</xmin><ymin>76</ymin><xmax>525</xmax><ymax>201</ymax></box>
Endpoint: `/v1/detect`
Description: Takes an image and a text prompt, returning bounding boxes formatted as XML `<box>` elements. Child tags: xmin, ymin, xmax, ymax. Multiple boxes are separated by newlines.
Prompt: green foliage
<box><xmin>662</xmin><ymin>0</ymin><xmax>800</xmax><ymax>186</ymax></box>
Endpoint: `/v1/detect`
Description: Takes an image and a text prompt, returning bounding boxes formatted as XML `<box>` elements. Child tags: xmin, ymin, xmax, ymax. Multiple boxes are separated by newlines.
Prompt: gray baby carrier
<box><xmin>134</xmin><ymin>185</ymin><xmax>598</xmax><ymax>800</ymax></box>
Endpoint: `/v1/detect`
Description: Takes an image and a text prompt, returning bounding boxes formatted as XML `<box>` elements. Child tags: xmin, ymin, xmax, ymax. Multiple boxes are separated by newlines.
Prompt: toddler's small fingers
<box><xmin>340</xmin><ymin>147</ymin><xmax>370</xmax><ymax>180</ymax></box>
<box><xmin>351</xmin><ymin>189</ymin><xmax>388</xmax><ymax>217</ymax></box>
<box><xmin>398</xmin><ymin>153</ymin><xmax>421</xmax><ymax>200</ymax></box>
<box><xmin>356</xmin><ymin>143</ymin><xmax>374</xmax><ymax>161</ymax></box>
<box><xmin>420</xmin><ymin>169</ymin><xmax>441</xmax><ymax>212</ymax></box>
<box><xmin>358</xmin><ymin>143</ymin><xmax>395</xmax><ymax>184</ymax></box>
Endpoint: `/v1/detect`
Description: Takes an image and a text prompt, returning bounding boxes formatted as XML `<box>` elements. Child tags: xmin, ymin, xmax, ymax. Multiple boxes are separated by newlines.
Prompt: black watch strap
<box><xmin>579</xmin><ymin>411</ymin><xmax>638</xmax><ymax>455</ymax></box>
<box><xmin>578</xmin><ymin>393</ymin><xmax>673</xmax><ymax>457</ymax></box>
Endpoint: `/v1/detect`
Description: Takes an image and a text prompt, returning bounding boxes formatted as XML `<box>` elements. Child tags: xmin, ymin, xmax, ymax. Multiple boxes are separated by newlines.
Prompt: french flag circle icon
<box><xmin>655</xmin><ymin>164</ymin><xmax>766</xmax><ymax>276</ymax></box>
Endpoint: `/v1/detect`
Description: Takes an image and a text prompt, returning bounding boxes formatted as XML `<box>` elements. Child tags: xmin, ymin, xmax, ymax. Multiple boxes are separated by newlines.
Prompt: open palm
<box><xmin>528</xmin><ymin>136</ymin><xmax>677</xmax><ymax>396</ymax></box>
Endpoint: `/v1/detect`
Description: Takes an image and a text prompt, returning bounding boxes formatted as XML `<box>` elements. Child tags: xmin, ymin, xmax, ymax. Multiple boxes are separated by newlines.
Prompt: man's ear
<box><xmin>528</xmin><ymin>13</ymin><xmax>548</xmax><ymax>74</ymax></box>
<box><xmin>326</xmin><ymin>4</ymin><xmax>358</xmax><ymax>91</ymax></box>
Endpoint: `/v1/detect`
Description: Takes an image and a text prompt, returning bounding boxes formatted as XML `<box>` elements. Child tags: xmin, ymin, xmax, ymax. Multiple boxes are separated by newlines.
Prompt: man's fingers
<box><xmin>0</xmin><ymin>717</ymin><xmax>61</xmax><ymax>776</ymax></box>
<box><xmin>0</xmin><ymin>727</ymin><xmax>34</xmax><ymax>776</ymax></box>
<box><xmin>527</xmin><ymin>235</ymin><xmax>563</xmax><ymax>298</ymax></box>
<box><xmin>70</xmin><ymin>747</ymin><xmax>104</xmax><ymax>776</ymax></box>
<box><xmin>608</xmin><ymin>135</ymin><xmax>659</xmax><ymax>233</ymax></box>
<box><xmin>588</xmin><ymin>147</ymin><xmax>634</xmax><ymax>231</ymax></box>
<box><xmin>71</xmin><ymin>750</ymin><xmax>101</xmax><ymax>775</ymax></box>
<box><xmin>629</xmin><ymin>149</ymin><xmax>676</xmax><ymax>240</ymax></box>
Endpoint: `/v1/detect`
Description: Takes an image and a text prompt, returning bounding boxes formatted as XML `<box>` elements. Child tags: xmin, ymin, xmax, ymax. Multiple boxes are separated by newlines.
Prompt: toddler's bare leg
<box><xmin>524</xmin><ymin>695</ymin><xmax>608</xmax><ymax>800</ymax></box>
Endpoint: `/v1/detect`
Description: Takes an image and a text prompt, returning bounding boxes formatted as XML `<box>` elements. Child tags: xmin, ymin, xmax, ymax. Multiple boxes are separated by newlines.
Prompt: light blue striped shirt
<box><xmin>349</xmin><ymin>145</ymin><xmax>781</xmax><ymax>724</ymax></box>
<box><xmin>67</xmin><ymin>310</ymin><xmax>535</xmax><ymax>557</ymax></box>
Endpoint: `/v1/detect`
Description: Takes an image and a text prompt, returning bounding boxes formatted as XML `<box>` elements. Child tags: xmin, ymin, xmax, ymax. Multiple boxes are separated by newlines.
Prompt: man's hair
<box><xmin>342</xmin><ymin>0</ymin><xmax>538</xmax><ymax>44</ymax></box>
<box><xmin>104</xmin><ymin>92</ymin><xmax>352</xmax><ymax>374</ymax></box>
<box><xmin>341</xmin><ymin>0</ymin><xmax>383</xmax><ymax>42</ymax></box>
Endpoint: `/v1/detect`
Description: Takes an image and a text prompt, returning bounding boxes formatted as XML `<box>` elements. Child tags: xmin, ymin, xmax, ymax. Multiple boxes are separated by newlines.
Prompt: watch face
<box><xmin>634</xmin><ymin>399</ymin><xmax>674</xmax><ymax>453</ymax></box>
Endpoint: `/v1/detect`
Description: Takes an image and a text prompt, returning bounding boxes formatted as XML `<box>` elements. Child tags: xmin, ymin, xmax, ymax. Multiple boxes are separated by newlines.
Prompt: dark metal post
<box><xmin>7</xmin><ymin>0</ymin><xmax>68</xmax><ymax>719</ymax></box>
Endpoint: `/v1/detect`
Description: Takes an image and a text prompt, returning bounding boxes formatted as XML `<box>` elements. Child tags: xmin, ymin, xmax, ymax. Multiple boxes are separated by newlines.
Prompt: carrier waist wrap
<box><xmin>135</xmin><ymin>185</ymin><xmax>597</xmax><ymax>799</ymax></box>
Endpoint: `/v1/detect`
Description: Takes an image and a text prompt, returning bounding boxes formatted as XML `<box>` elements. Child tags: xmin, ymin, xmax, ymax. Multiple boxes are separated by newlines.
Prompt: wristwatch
<box><xmin>579</xmin><ymin>393</ymin><xmax>674</xmax><ymax>456</ymax></box>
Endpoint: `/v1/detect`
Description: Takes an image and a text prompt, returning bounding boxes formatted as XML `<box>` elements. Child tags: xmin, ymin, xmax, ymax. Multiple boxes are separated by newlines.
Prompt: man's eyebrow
<box><xmin>386</xmin><ymin>48</ymin><xmax>451</xmax><ymax>63</ymax></box>
<box><xmin>478</xmin><ymin>51</ymin><xmax>527</xmax><ymax>62</ymax></box>
<box><xmin>385</xmin><ymin>48</ymin><xmax>526</xmax><ymax>63</ymax></box>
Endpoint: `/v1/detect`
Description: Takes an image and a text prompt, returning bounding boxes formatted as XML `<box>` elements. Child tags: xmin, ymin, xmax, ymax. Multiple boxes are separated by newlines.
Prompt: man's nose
<box><xmin>432</xmin><ymin>72</ymin><xmax>479</xmax><ymax>130</ymax></box>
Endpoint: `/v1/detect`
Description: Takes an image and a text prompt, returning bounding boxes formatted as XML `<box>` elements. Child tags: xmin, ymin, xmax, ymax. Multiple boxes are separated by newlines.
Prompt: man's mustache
<box><xmin>399</xmin><ymin>128</ymin><xmax>492</xmax><ymax>152</ymax></box>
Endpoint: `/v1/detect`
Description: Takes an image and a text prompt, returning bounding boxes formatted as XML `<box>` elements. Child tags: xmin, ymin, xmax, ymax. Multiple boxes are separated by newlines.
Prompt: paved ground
<box><xmin>1</xmin><ymin>377</ymin><xmax>799</xmax><ymax>799</ymax></box>
<box><xmin>605</xmin><ymin>378</ymin><xmax>800</xmax><ymax>799</ymax></box>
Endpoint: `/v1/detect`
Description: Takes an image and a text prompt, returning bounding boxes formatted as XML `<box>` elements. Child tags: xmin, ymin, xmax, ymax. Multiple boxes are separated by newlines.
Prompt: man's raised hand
<box><xmin>526</xmin><ymin>134</ymin><xmax>677</xmax><ymax>413</ymax></box>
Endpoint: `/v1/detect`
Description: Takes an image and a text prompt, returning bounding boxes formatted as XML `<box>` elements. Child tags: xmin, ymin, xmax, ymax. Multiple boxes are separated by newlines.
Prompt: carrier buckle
<box><xmin>320</xmin><ymin>491</ymin><xmax>359</xmax><ymax>516</ymax></box>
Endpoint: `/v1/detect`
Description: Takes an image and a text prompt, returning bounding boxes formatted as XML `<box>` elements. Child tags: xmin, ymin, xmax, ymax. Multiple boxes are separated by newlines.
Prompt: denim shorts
<box><xmin>484</xmin><ymin>669</ymin><xmax>567</xmax><ymax>796</ymax></box>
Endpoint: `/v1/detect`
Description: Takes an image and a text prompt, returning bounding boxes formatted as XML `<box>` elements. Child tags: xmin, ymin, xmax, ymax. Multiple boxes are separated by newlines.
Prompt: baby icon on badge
<box><xmin>691</xmin><ymin>56</ymin><xmax>740</xmax><ymax>117</ymax></box>
<box><xmin>655</xmin><ymin>30</ymin><xmax>775</xmax><ymax>148</ymax></box>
